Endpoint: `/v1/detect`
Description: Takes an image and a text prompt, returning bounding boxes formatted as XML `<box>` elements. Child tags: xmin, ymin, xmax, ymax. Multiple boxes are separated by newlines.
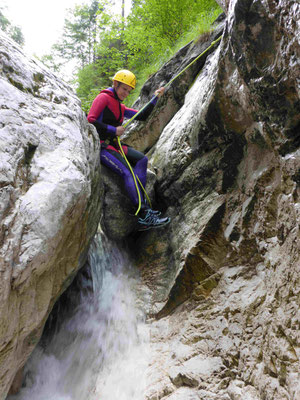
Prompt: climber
<box><xmin>87</xmin><ymin>69</ymin><xmax>170</xmax><ymax>231</ymax></box>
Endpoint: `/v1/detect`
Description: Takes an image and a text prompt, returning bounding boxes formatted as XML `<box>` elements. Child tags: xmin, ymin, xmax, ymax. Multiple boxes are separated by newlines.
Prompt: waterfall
<box><xmin>8</xmin><ymin>233</ymin><xmax>151</xmax><ymax>400</ymax></box>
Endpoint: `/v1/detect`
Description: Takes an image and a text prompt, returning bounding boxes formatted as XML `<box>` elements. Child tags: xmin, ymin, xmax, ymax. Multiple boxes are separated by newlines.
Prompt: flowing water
<box><xmin>9</xmin><ymin>233</ymin><xmax>151</xmax><ymax>400</ymax></box>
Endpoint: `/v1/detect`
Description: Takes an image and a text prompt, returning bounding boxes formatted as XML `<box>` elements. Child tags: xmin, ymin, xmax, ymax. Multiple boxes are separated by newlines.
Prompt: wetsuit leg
<box><xmin>125</xmin><ymin>147</ymin><xmax>148</xmax><ymax>188</ymax></box>
<box><xmin>100</xmin><ymin>148</ymin><xmax>142</xmax><ymax>206</ymax></box>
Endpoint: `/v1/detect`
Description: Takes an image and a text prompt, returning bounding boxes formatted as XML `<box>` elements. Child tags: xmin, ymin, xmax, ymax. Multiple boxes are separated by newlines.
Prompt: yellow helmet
<box><xmin>112</xmin><ymin>70</ymin><xmax>136</xmax><ymax>89</ymax></box>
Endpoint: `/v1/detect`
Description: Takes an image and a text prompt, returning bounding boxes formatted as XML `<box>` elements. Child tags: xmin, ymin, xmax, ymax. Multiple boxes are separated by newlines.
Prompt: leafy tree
<box><xmin>37</xmin><ymin>0</ymin><xmax>221</xmax><ymax>111</ymax></box>
<box><xmin>38</xmin><ymin>54</ymin><xmax>64</xmax><ymax>73</ymax></box>
<box><xmin>75</xmin><ymin>0</ymin><xmax>129</xmax><ymax>108</ymax></box>
<box><xmin>75</xmin><ymin>0</ymin><xmax>221</xmax><ymax>111</ymax></box>
<box><xmin>124</xmin><ymin>0</ymin><xmax>220</xmax><ymax>70</ymax></box>
<box><xmin>0</xmin><ymin>8</ymin><xmax>25</xmax><ymax>46</ymax></box>
<box><xmin>0</xmin><ymin>8</ymin><xmax>10</xmax><ymax>31</ymax></box>
<box><xmin>53</xmin><ymin>0</ymin><xmax>101</xmax><ymax>68</ymax></box>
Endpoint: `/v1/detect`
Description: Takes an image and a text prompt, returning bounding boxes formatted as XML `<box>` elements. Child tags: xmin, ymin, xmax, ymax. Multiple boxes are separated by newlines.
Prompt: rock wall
<box><xmin>101</xmin><ymin>21</ymin><xmax>224</xmax><ymax>239</ymax></box>
<box><xmin>215</xmin><ymin>0</ymin><xmax>228</xmax><ymax>11</ymax></box>
<box><xmin>122</xmin><ymin>0</ymin><xmax>299</xmax><ymax>399</ymax></box>
<box><xmin>0</xmin><ymin>32</ymin><xmax>102</xmax><ymax>399</ymax></box>
<box><xmin>1</xmin><ymin>0</ymin><xmax>299</xmax><ymax>398</ymax></box>
<box><xmin>125</xmin><ymin>21</ymin><xmax>224</xmax><ymax>154</ymax></box>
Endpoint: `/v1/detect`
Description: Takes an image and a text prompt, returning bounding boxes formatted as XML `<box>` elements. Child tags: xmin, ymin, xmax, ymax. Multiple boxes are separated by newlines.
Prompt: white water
<box><xmin>9</xmin><ymin>234</ymin><xmax>151</xmax><ymax>400</ymax></box>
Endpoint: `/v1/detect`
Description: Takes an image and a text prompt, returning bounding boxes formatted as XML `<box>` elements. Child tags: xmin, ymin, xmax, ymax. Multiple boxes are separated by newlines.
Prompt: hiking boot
<box><xmin>143</xmin><ymin>200</ymin><xmax>161</xmax><ymax>216</ymax></box>
<box><xmin>138</xmin><ymin>209</ymin><xmax>170</xmax><ymax>231</ymax></box>
<box><xmin>146</xmin><ymin>208</ymin><xmax>161</xmax><ymax>216</ymax></box>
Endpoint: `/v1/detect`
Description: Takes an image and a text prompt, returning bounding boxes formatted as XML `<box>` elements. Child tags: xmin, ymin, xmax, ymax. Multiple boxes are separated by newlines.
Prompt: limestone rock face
<box><xmin>124</xmin><ymin>23</ymin><xmax>224</xmax><ymax>154</ymax></box>
<box><xmin>126</xmin><ymin>0</ymin><xmax>299</xmax><ymax>398</ymax></box>
<box><xmin>215</xmin><ymin>0</ymin><xmax>228</xmax><ymax>12</ymax></box>
<box><xmin>0</xmin><ymin>32</ymin><xmax>102</xmax><ymax>398</ymax></box>
<box><xmin>1</xmin><ymin>0</ymin><xmax>299</xmax><ymax>398</ymax></box>
<box><xmin>100</xmin><ymin>166</ymin><xmax>156</xmax><ymax>241</ymax></box>
<box><xmin>101</xmin><ymin>22</ymin><xmax>224</xmax><ymax>239</ymax></box>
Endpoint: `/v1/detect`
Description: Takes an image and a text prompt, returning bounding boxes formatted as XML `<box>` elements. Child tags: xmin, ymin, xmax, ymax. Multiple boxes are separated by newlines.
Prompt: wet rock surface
<box><xmin>123</xmin><ymin>21</ymin><xmax>224</xmax><ymax>154</ymax></box>
<box><xmin>0</xmin><ymin>32</ymin><xmax>102</xmax><ymax>398</ymax></box>
<box><xmin>101</xmin><ymin>19</ymin><xmax>225</xmax><ymax>240</ymax></box>
<box><xmin>1</xmin><ymin>0</ymin><xmax>299</xmax><ymax>399</ymax></box>
<box><xmin>126</xmin><ymin>0</ymin><xmax>299</xmax><ymax>398</ymax></box>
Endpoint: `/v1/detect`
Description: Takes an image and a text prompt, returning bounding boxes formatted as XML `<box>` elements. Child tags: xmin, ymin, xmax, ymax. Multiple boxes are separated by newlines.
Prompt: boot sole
<box><xmin>137</xmin><ymin>218</ymin><xmax>171</xmax><ymax>231</ymax></box>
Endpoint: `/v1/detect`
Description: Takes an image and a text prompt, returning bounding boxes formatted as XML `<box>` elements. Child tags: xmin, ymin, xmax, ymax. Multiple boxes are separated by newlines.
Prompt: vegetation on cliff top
<box><xmin>0</xmin><ymin>7</ymin><xmax>24</xmax><ymax>46</ymax></box>
<box><xmin>41</xmin><ymin>0</ymin><xmax>222</xmax><ymax>110</ymax></box>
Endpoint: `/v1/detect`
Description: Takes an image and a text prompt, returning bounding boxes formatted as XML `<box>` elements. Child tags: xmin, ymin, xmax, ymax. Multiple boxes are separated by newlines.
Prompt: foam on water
<box><xmin>9</xmin><ymin>233</ymin><xmax>150</xmax><ymax>400</ymax></box>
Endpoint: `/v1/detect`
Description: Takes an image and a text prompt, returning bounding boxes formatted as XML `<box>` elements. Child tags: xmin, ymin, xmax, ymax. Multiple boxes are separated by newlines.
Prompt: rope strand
<box><xmin>123</xmin><ymin>35</ymin><xmax>222</xmax><ymax>129</ymax></box>
<box><xmin>119</xmin><ymin>35</ymin><xmax>222</xmax><ymax>214</ymax></box>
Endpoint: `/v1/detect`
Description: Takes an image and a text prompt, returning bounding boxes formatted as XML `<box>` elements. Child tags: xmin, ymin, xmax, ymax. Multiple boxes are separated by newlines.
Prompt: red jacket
<box><xmin>87</xmin><ymin>87</ymin><xmax>156</xmax><ymax>142</ymax></box>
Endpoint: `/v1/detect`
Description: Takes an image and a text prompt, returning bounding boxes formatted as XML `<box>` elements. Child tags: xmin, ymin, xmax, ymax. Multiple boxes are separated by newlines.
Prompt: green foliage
<box><xmin>37</xmin><ymin>54</ymin><xmax>64</xmax><ymax>73</ymax></box>
<box><xmin>121</xmin><ymin>0</ymin><xmax>222</xmax><ymax>105</ymax></box>
<box><xmin>77</xmin><ymin>42</ymin><xmax>128</xmax><ymax>111</ymax></box>
<box><xmin>126</xmin><ymin>2</ymin><xmax>221</xmax><ymax>105</ymax></box>
<box><xmin>123</xmin><ymin>0</ymin><xmax>220</xmax><ymax>69</ymax></box>
<box><xmin>52</xmin><ymin>0</ymin><xmax>100</xmax><ymax>68</ymax></box>
<box><xmin>0</xmin><ymin>7</ymin><xmax>25</xmax><ymax>46</ymax></box>
<box><xmin>38</xmin><ymin>0</ymin><xmax>222</xmax><ymax>111</ymax></box>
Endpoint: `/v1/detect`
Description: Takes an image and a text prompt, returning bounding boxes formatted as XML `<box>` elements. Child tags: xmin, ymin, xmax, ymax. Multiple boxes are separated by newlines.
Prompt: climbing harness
<box><xmin>117</xmin><ymin>34</ymin><xmax>222</xmax><ymax>215</ymax></box>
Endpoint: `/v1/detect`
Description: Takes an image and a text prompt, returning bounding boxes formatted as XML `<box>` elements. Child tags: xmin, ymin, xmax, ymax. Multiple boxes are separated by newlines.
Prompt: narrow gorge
<box><xmin>0</xmin><ymin>0</ymin><xmax>299</xmax><ymax>399</ymax></box>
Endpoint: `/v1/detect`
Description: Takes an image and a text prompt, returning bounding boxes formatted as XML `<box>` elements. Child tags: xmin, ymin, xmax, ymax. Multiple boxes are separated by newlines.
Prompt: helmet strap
<box><xmin>113</xmin><ymin>81</ymin><xmax>122</xmax><ymax>101</ymax></box>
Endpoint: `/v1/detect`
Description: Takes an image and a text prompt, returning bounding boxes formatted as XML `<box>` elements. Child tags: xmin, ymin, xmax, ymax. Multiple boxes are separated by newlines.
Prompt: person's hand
<box><xmin>116</xmin><ymin>126</ymin><xmax>125</xmax><ymax>136</ymax></box>
<box><xmin>155</xmin><ymin>87</ymin><xmax>165</xmax><ymax>98</ymax></box>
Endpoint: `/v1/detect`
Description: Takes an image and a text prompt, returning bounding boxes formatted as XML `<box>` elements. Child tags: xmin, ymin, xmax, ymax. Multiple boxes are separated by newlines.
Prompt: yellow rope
<box><xmin>163</xmin><ymin>36</ymin><xmax>222</xmax><ymax>90</ymax></box>
<box><xmin>117</xmin><ymin>35</ymin><xmax>222</xmax><ymax>215</ymax></box>
<box><xmin>122</xmin><ymin>35</ymin><xmax>222</xmax><ymax>129</ymax></box>
<box><xmin>136</xmin><ymin>175</ymin><xmax>152</xmax><ymax>208</ymax></box>
<box><xmin>117</xmin><ymin>136</ymin><xmax>143</xmax><ymax>215</ymax></box>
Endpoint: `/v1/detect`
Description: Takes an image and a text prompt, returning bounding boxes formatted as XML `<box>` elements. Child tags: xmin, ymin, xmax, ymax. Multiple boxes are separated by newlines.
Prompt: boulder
<box><xmin>0</xmin><ymin>31</ymin><xmax>102</xmax><ymax>398</ymax></box>
<box><xmin>100</xmin><ymin>165</ymin><xmax>157</xmax><ymax>241</ymax></box>
<box><xmin>128</xmin><ymin>0</ymin><xmax>300</xmax><ymax>398</ymax></box>
<box><xmin>101</xmin><ymin>20</ymin><xmax>225</xmax><ymax>241</ymax></box>
<box><xmin>215</xmin><ymin>0</ymin><xmax>228</xmax><ymax>12</ymax></box>
<box><xmin>1</xmin><ymin>0</ymin><xmax>300</xmax><ymax>398</ymax></box>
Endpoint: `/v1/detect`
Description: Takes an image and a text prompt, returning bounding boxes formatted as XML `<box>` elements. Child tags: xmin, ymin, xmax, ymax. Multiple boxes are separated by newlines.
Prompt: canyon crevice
<box><xmin>0</xmin><ymin>0</ymin><xmax>299</xmax><ymax>399</ymax></box>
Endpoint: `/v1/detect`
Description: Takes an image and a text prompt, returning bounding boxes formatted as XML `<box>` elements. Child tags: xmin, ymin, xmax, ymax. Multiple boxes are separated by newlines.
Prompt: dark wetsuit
<box><xmin>87</xmin><ymin>87</ymin><xmax>157</xmax><ymax>207</ymax></box>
